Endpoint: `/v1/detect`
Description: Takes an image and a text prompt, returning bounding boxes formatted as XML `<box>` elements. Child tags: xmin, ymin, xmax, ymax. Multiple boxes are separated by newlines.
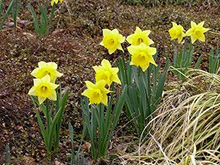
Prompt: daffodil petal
<box><xmin>28</xmin><ymin>86</ymin><xmax>36</xmax><ymax>96</ymax></box>
<box><xmin>199</xmin><ymin>34</ymin><xmax>205</xmax><ymax>42</ymax></box>
<box><xmin>38</xmin><ymin>97</ymin><xmax>46</xmax><ymax>105</ymax></box>
<box><xmin>48</xmin><ymin>91</ymin><xmax>57</xmax><ymax>101</ymax></box>
<box><xmin>85</xmin><ymin>81</ymin><xmax>95</xmax><ymax>89</ymax></box>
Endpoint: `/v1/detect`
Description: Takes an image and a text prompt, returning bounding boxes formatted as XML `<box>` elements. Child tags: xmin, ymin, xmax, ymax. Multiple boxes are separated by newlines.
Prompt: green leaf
<box><xmin>111</xmin><ymin>85</ymin><xmax>127</xmax><ymax>134</ymax></box>
<box><xmin>30</xmin><ymin>96</ymin><xmax>47</xmax><ymax>148</ymax></box>
<box><xmin>11</xmin><ymin>0</ymin><xmax>21</xmax><ymax>30</ymax></box>
<box><xmin>48</xmin><ymin>106</ymin><xmax>63</xmax><ymax>152</ymax></box>
<box><xmin>156</xmin><ymin>58</ymin><xmax>170</xmax><ymax>101</ymax></box>
<box><xmin>0</xmin><ymin>0</ymin><xmax>3</xmax><ymax>17</ymax></box>
<box><xmin>68</xmin><ymin>123</ymin><xmax>75</xmax><ymax>165</ymax></box>
<box><xmin>28</xmin><ymin>3</ymin><xmax>40</xmax><ymax>33</ymax></box>
<box><xmin>49</xmin><ymin>4</ymin><xmax>56</xmax><ymax>26</ymax></box>
<box><xmin>39</xmin><ymin>5</ymin><xmax>49</xmax><ymax>34</ymax></box>
<box><xmin>194</xmin><ymin>55</ymin><xmax>203</xmax><ymax>69</ymax></box>
<box><xmin>0</xmin><ymin>0</ymin><xmax>15</xmax><ymax>30</ymax></box>
<box><xmin>5</xmin><ymin>143</ymin><xmax>10</xmax><ymax>164</ymax></box>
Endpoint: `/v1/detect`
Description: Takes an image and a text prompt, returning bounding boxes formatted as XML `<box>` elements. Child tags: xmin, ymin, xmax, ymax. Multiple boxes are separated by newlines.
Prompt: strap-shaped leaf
<box><xmin>0</xmin><ymin>0</ymin><xmax>15</xmax><ymax>30</ymax></box>
<box><xmin>111</xmin><ymin>85</ymin><xmax>127</xmax><ymax>135</ymax></box>
<box><xmin>194</xmin><ymin>55</ymin><xmax>203</xmax><ymax>69</ymax></box>
<box><xmin>156</xmin><ymin>58</ymin><xmax>170</xmax><ymax>101</ymax></box>
<box><xmin>0</xmin><ymin>0</ymin><xmax>3</xmax><ymax>17</ymax></box>
<box><xmin>39</xmin><ymin>5</ymin><xmax>48</xmax><ymax>34</ymax></box>
<box><xmin>11</xmin><ymin>0</ymin><xmax>21</xmax><ymax>30</ymax></box>
<box><xmin>47</xmin><ymin>106</ymin><xmax>63</xmax><ymax>152</ymax></box>
<box><xmin>49</xmin><ymin>4</ymin><xmax>56</xmax><ymax>26</ymax></box>
<box><xmin>69</xmin><ymin>123</ymin><xmax>74</xmax><ymax>146</ymax></box>
<box><xmin>30</xmin><ymin>96</ymin><xmax>47</xmax><ymax>146</ymax></box>
<box><xmin>28</xmin><ymin>3</ymin><xmax>40</xmax><ymax>33</ymax></box>
<box><xmin>68</xmin><ymin>123</ymin><xmax>75</xmax><ymax>165</ymax></box>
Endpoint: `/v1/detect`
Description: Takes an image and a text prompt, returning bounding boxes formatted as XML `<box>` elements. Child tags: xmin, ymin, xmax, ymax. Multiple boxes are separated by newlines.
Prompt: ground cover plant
<box><xmin>0</xmin><ymin>0</ymin><xmax>219</xmax><ymax>164</ymax></box>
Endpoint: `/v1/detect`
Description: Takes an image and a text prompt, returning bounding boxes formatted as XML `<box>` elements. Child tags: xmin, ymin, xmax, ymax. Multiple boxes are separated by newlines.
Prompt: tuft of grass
<box><xmin>122</xmin><ymin>69</ymin><xmax>220</xmax><ymax>164</ymax></box>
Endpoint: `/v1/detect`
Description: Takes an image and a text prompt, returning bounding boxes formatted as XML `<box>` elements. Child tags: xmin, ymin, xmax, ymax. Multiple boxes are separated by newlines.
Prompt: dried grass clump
<box><xmin>123</xmin><ymin>69</ymin><xmax>220</xmax><ymax>164</ymax></box>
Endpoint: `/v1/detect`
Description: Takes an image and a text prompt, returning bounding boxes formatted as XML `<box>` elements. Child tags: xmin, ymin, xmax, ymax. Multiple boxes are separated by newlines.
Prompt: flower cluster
<box><xmin>169</xmin><ymin>21</ymin><xmax>210</xmax><ymax>44</ymax></box>
<box><xmin>28</xmin><ymin>61</ymin><xmax>63</xmax><ymax>104</ymax></box>
<box><xmin>82</xmin><ymin>59</ymin><xmax>121</xmax><ymax>105</ymax></box>
<box><xmin>100</xmin><ymin>27</ymin><xmax>157</xmax><ymax>72</ymax></box>
<box><xmin>82</xmin><ymin>27</ymin><xmax>158</xmax><ymax>105</ymax></box>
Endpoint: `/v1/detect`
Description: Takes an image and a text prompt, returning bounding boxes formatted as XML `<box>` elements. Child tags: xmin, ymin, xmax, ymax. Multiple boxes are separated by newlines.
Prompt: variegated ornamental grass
<box><xmin>122</xmin><ymin>69</ymin><xmax>220</xmax><ymax>164</ymax></box>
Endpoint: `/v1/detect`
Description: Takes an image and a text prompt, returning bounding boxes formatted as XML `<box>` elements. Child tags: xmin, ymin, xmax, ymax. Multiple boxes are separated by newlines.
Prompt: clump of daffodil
<box><xmin>127</xmin><ymin>26</ymin><xmax>154</xmax><ymax>46</ymax></box>
<box><xmin>31</xmin><ymin>61</ymin><xmax>63</xmax><ymax>83</ymax></box>
<box><xmin>93</xmin><ymin>59</ymin><xmax>121</xmax><ymax>86</ymax></box>
<box><xmin>82</xmin><ymin>80</ymin><xmax>111</xmax><ymax>106</ymax></box>
<box><xmin>100</xmin><ymin>29</ymin><xmax>125</xmax><ymax>54</ymax></box>
<box><xmin>169</xmin><ymin>22</ymin><xmax>185</xmax><ymax>43</ymax></box>
<box><xmin>127</xmin><ymin>43</ymin><xmax>157</xmax><ymax>72</ymax></box>
<box><xmin>28</xmin><ymin>75</ymin><xmax>59</xmax><ymax>104</ymax></box>
<box><xmin>51</xmin><ymin>0</ymin><xmax>63</xmax><ymax>6</ymax></box>
<box><xmin>185</xmin><ymin>21</ymin><xmax>210</xmax><ymax>44</ymax></box>
<box><xmin>28</xmin><ymin>61</ymin><xmax>68</xmax><ymax>158</ymax></box>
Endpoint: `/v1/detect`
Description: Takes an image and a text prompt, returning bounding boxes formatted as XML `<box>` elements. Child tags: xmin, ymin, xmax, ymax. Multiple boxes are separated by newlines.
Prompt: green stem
<box><xmin>146</xmin><ymin>68</ymin><xmax>152</xmax><ymax>114</ymax></box>
<box><xmin>45</xmin><ymin>99</ymin><xmax>51</xmax><ymax>157</ymax></box>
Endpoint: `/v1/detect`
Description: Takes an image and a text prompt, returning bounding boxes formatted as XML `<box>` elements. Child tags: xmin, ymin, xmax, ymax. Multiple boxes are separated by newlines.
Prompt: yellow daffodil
<box><xmin>100</xmin><ymin>29</ymin><xmax>125</xmax><ymax>54</ymax></box>
<box><xmin>82</xmin><ymin>80</ymin><xmax>110</xmax><ymax>106</ymax></box>
<box><xmin>28</xmin><ymin>75</ymin><xmax>59</xmax><ymax>104</ymax></box>
<box><xmin>31</xmin><ymin>61</ymin><xmax>63</xmax><ymax>83</ymax></box>
<box><xmin>185</xmin><ymin>21</ymin><xmax>210</xmax><ymax>44</ymax></box>
<box><xmin>127</xmin><ymin>26</ymin><xmax>154</xmax><ymax>46</ymax></box>
<box><xmin>51</xmin><ymin>0</ymin><xmax>63</xmax><ymax>6</ymax></box>
<box><xmin>169</xmin><ymin>22</ymin><xmax>185</xmax><ymax>43</ymax></box>
<box><xmin>93</xmin><ymin>59</ymin><xmax>121</xmax><ymax>86</ymax></box>
<box><xmin>127</xmin><ymin>43</ymin><xmax>157</xmax><ymax>72</ymax></box>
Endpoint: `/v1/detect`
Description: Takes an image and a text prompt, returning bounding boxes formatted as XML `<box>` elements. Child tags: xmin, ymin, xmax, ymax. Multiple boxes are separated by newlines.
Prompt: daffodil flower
<box><xmin>127</xmin><ymin>26</ymin><xmax>154</xmax><ymax>46</ymax></box>
<box><xmin>82</xmin><ymin>80</ymin><xmax>111</xmax><ymax>106</ymax></box>
<box><xmin>93</xmin><ymin>59</ymin><xmax>121</xmax><ymax>86</ymax></box>
<box><xmin>127</xmin><ymin>43</ymin><xmax>157</xmax><ymax>72</ymax></box>
<box><xmin>51</xmin><ymin>0</ymin><xmax>63</xmax><ymax>6</ymax></box>
<box><xmin>28</xmin><ymin>75</ymin><xmax>59</xmax><ymax>104</ymax></box>
<box><xmin>31</xmin><ymin>61</ymin><xmax>63</xmax><ymax>83</ymax></box>
<box><xmin>186</xmin><ymin>21</ymin><xmax>210</xmax><ymax>44</ymax></box>
<box><xmin>100</xmin><ymin>29</ymin><xmax>125</xmax><ymax>54</ymax></box>
<box><xmin>169</xmin><ymin>22</ymin><xmax>185</xmax><ymax>43</ymax></box>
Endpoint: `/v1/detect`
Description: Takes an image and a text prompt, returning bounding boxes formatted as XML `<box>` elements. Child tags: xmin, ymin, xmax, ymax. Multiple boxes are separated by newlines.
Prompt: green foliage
<box><xmin>0</xmin><ymin>0</ymin><xmax>15</xmax><ymax>30</ymax></box>
<box><xmin>11</xmin><ymin>0</ymin><xmax>21</xmax><ymax>31</ymax></box>
<box><xmin>81</xmin><ymin>85</ymin><xmax>127</xmax><ymax>160</ymax></box>
<box><xmin>28</xmin><ymin>2</ymin><xmax>56</xmax><ymax>36</ymax></box>
<box><xmin>209</xmin><ymin>45</ymin><xmax>220</xmax><ymax>74</ymax></box>
<box><xmin>4</xmin><ymin>143</ymin><xmax>10</xmax><ymax>165</ymax></box>
<box><xmin>69</xmin><ymin>123</ymin><xmax>86</xmax><ymax>165</ymax></box>
<box><xmin>137</xmin><ymin>70</ymin><xmax>220</xmax><ymax>164</ymax></box>
<box><xmin>171</xmin><ymin>42</ymin><xmax>203</xmax><ymax>81</ymax></box>
<box><xmin>69</xmin><ymin>123</ymin><xmax>75</xmax><ymax>165</ymax></box>
<box><xmin>118</xmin><ymin>55</ymin><xmax>170</xmax><ymax>137</ymax></box>
<box><xmin>31</xmin><ymin>87</ymin><xmax>69</xmax><ymax>159</ymax></box>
